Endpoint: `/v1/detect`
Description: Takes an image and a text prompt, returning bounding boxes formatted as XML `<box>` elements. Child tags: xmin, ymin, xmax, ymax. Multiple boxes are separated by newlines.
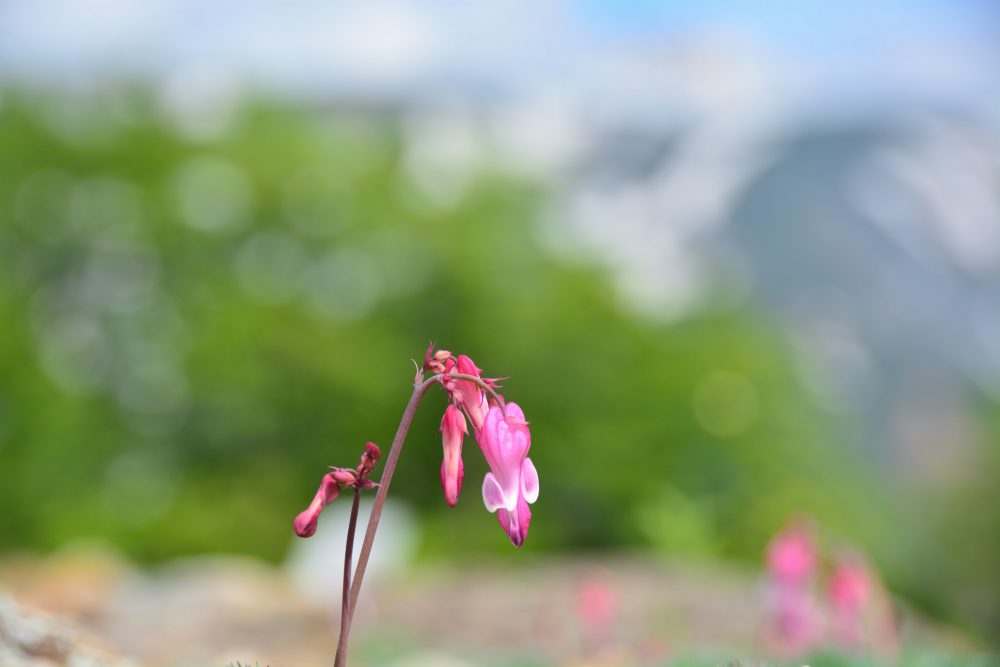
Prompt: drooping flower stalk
<box><xmin>293</xmin><ymin>345</ymin><xmax>535</xmax><ymax>667</ymax></box>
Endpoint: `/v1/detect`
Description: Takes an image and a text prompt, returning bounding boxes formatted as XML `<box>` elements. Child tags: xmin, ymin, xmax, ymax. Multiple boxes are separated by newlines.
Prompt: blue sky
<box><xmin>0</xmin><ymin>0</ymin><xmax>996</xmax><ymax>111</ymax></box>
<box><xmin>579</xmin><ymin>0</ymin><xmax>996</xmax><ymax>39</ymax></box>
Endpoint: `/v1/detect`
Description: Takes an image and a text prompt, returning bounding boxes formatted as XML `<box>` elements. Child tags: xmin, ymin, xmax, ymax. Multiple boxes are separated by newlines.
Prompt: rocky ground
<box><xmin>0</xmin><ymin>594</ymin><xmax>137</xmax><ymax>667</ymax></box>
<box><xmin>0</xmin><ymin>547</ymin><xmax>979</xmax><ymax>667</ymax></box>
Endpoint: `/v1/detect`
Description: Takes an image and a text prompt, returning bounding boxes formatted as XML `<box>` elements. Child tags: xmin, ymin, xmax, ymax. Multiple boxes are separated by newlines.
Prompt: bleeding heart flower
<box><xmin>479</xmin><ymin>402</ymin><xmax>539</xmax><ymax>547</ymax></box>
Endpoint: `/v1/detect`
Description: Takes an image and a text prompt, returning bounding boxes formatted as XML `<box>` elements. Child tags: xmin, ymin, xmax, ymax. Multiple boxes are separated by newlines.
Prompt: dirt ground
<box><xmin>0</xmin><ymin>547</ymin><xmax>974</xmax><ymax>667</ymax></box>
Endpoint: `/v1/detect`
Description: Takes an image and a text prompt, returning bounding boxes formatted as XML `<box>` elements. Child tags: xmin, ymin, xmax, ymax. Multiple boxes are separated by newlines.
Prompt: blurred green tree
<box><xmin>1</xmin><ymin>88</ymin><xmax>979</xmax><ymax>641</ymax></box>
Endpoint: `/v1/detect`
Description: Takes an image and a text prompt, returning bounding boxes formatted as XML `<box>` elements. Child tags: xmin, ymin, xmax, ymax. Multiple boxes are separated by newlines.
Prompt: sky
<box><xmin>1</xmin><ymin>0</ymin><xmax>996</xmax><ymax>114</ymax></box>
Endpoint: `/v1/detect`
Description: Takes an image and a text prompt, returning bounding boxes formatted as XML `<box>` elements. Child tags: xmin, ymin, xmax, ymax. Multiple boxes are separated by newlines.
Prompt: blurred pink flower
<box><xmin>579</xmin><ymin>578</ymin><xmax>617</xmax><ymax>629</ymax></box>
<box><xmin>764</xmin><ymin>520</ymin><xmax>821</xmax><ymax>656</ymax></box>
<box><xmin>829</xmin><ymin>560</ymin><xmax>870</xmax><ymax>608</ymax></box>
<box><xmin>767</xmin><ymin>521</ymin><xmax>817</xmax><ymax>586</ymax></box>
<box><xmin>828</xmin><ymin>556</ymin><xmax>871</xmax><ymax>650</ymax></box>
<box><xmin>479</xmin><ymin>402</ymin><xmax>539</xmax><ymax>547</ymax></box>
<box><xmin>439</xmin><ymin>404</ymin><xmax>467</xmax><ymax>507</ymax></box>
<box><xmin>576</xmin><ymin>574</ymin><xmax>618</xmax><ymax>658</ymax></box>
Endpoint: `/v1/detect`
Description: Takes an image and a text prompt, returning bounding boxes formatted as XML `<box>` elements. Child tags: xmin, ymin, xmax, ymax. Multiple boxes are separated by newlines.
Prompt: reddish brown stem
<box><xmin>335</xmin><ymin>370</ymin><xmax>499</xmax><ymax>664</ymax></box>
<box><xmin>342</xmin><ymin>376</ymin><xmax>435</xmax><ymax>626</ymax></box>
<box><xmin>334</xmin><ymin>488</ymin><xmax>361</xmax><ymax>667</ymax></box>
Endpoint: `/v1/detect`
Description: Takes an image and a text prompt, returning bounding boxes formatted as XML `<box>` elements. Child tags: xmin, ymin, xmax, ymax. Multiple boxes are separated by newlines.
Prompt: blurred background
<box><xmin>1</xmin><ymin>0</ymin><xmax>999</xmax><ymax>665</ymax></box>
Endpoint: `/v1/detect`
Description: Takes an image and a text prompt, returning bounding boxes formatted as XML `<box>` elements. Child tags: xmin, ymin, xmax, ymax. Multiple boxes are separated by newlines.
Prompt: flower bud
<box><xmin>439</xmin><ymin>404</ymin><xmax>467</xmax><ymax>507</ymax></box>
<box><xmin>358</xmin><ymin>441</ymin><xmax>381</xmax><ymax>477</ymax></box>
<box><xmin>293</xmin><ymin>473</ymin><xmax>341</xmax><ymax>538</ymax></box>
<box><xmin>329</xmin><ymin>468</ymin><xmax>358</xmax><ymax>485</ymax></box>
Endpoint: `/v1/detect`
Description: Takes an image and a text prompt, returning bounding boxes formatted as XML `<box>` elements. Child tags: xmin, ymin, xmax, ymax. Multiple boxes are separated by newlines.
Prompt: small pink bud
<box><xmin>423</xmin><ymin>343</ymin><xmax>453</xmax><ymax>374</ymax></box>
<box><xmin>455</xmin><ymin>355</ymin><xmax>488</xmax><ymax>430</ymax></box>
<box><xmin>358</xmin><ymin>441</ymin><xmax>381</xmax><ymax>477</ymax></box>
<box><xmin>294</xmin><ymin>473</ymin><xmax>341</xmax><ymax>538</ymax></box>
<box><xmin>439</xmin><ymin>404</ymin><xmax>467</xmax><ymax>507</ymax></box>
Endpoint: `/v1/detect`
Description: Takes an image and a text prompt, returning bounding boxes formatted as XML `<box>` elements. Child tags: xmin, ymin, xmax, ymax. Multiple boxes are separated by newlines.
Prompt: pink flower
<box><xmin>439</xmin><ymin>404</ymin><xmax>467</xmax><ymax>507</ymax></box>
<box><xmin>764</xmin><ymin>520</ymin><xmax>821</xmax><ymax>656</ymax></box>
<box><xmin>829</xmin><ymin>560</ymin><xmax>870</xmax><ymax>610</ymax></box>
<box><xmin>479</xmin><ymin>402</ymin><xmax>539</xmax><ymax>547</ymax></box>
<box><xmin>294</xmin><ymin>473</ymin><xmax>341</xmax><ymax>537</ymax></box>
<box><xmin>828</xmin><ymin>557</ymin><xmax>871</xmax><ymax>650</ymax></box>
<box><xmin>579</xmin><ymin>577</ymin><xmax>617</xmax><ymax>630</ymax></box>
<box><xmin>767</xmin><ymin>521</ymin><xmax>816</xmax><ymax>586</ymax></box>
<box><xmin>767</xmin><ymin>585</ymin><xmax>822</xmax><ymax>655</ymax></box>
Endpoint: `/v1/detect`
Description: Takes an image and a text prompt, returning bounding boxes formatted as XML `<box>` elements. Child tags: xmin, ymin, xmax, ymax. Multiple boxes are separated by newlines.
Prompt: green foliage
<box><xmin>0</xmin><ymin>86</ymin><xmax>971</xmax><ymax>638</ymax></box>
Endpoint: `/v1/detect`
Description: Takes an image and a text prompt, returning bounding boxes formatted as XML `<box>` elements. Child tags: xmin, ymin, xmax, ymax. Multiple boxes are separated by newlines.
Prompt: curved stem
<box><xmin>337</xmin><ymin>369</ymin><xmax>503</xmax><ymax>660</ymax></box>
<box><xmin>334</xmin><ymin>488</ymin><xmax>361</xmax><ymax>667</ymax></box>
<box><xmin>442</xmin><ymin>372</ymin><xmax>506</xmax><ymax>409</ymax></box>
<box><xmin>342</xmin><ymin>375</ymin><xmax>437</xmax><ymax>628</ymax></box>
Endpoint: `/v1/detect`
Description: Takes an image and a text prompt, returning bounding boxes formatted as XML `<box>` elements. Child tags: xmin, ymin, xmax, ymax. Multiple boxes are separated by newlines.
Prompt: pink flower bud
<box><xmin>423</xmin><ymin>342</ymin><xmax>437</xmax><ymax>372</ymax></box>
<box><xmin>293</xmin><ymin>473</ymin><xmax>341</xmax><ymax>538</ymax></box>
<box><xmin>329</xmin><ymin>468</ymin><xmax>358</xmax><ymax>485</ymax></box>
<box><xmin>439</xmin><ymin>404</ymin><xmax>467</xmax><ymax>507</ymax></box>
<box><xmin>358</xmin><ymin>441</ymin><xmax>381</xmax><ymax>477</ymax></box>
<box><xmin>455</xmin><ymin>355</ymin><xmax>488</xmax><ymax>431</ymax></box>
<box><xmin>423</xmin><ymin>343</ymin><xmax>453</xmax><ymax>374</ymax></box>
